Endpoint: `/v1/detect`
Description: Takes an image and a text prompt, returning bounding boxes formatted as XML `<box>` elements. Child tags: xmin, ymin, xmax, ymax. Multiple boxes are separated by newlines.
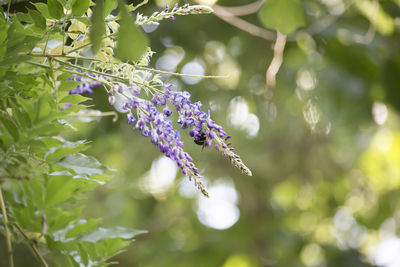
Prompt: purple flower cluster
<box><xmin>121</xmin><ymin>83</ymin><xmax>252</xmax><ymax>180</ymax></box>
<box><xmin>68</xmin><ymin>72</ymin><xmax>102</xmax><ymax>95</ymax></box>
<box><xmin>66</xmin><ymin>72</ymin><xmax>251</xmax><ymax>195</ymax></box>
<box><xmin>123</xmin><ymin>95</ymin><xmax>199</xmax><ymax>175</ymax></box>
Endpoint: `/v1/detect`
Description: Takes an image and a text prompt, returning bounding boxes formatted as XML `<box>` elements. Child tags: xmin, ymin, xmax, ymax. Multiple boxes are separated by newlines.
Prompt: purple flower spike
<box><xmin>65</xmin><ymin>71</ymin><xmax>251</xmax><ymax>196</ymax></box>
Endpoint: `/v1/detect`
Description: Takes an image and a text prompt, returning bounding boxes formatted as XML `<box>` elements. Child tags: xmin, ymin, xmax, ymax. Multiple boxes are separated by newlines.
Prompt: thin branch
<box><xmin>266</xmin><ymin>31</ymin><xmax>286</xmax><ymax>89</ymax></box>
<box><xmin>12</xmin><ymin>223</ymin><xmax>49</xmax><ymax>267</ymax></box>
<box><xmin>70</xmin><ymin>110</ymin><xmax>119</xmax><ymax>123</ymax></box>
<box><xmin>52</xmin><ymin>58</ymin><xmax>128</xmax><ymax>82</ymax></box>
<box><xmin>27</xmin><ymin>53</ymin><xmax>227</xmax><ymax>79</ymax></box>
<box><xmin>216</xmin><ymin>0</ymin><xmax>264</xmax><ymax>16</ymax></box>
<box><xmin>135</xmin><ymin>65</ymin><xmax>228</xmax><ymax>78</ymax></box>
<box><xmin>0</xmin><ymin>186</ymin><xmax>14</xmax><ymax>267</ymax></box>
<box><xmin>212</xmin><ymin>0</ymin><xmax>354</xmax><ymax>42</ymax></box>
<box><xmin>27</xmin><ymin>60</ymin><xmax>159</xmax><ymax>96</ymax></box>
<box><xmin>212</xmin><ymin>4</ymin><xmax>276</xmax><ymax>41</ymax></box>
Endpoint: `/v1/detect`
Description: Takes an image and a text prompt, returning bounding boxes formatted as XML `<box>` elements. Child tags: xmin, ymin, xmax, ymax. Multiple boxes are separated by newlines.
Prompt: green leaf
<box><xmin>0</xmin><ymin>24</ymin><xmax>8</xmax><ymax>60</ymax></box>
<box><xmin>79</xmin><ymin>226</ymin><xmax>147</xmax><ymax>242</ymax></box>
<box><xmin>16</xmin><ymin>12</ymin><xmax>34</xmax><ymax>24</ymax></box>
<box><xmin>0</xmin><ymin>112</ymin><xmax>19</xmax><ymax>142</ymax></box>
<box><xmin>35</xmin><ymin>94</ymin><xmax>55</xmax><ymax>122</ymax></box>
<box><xmin>65</xmin><ymin>219</ymin><xmax>100</xmax><ymax>239</ymax></box>
<box><xmin>90</xmin><ymin>0</ymin><xmax>106</xmax><ymax>54</ymax></box>
<box><xmin>56</xmin><ymin>153</ymin><xmax>110</xmax><ymax>176</ymax></box>
<box><xmin>46</xmin><ymin>173</ymin><xmax>76</xmax><ymax>206</ymax></box>
<box><xmin>45</xmin><ymin>207</ymin><xmax>83</xmax><ymax>231</ymax></box>
<box><xmin>6</xmin><ymin>17</ymin><xmax>25</xmax><ymax>50</ymax></box>
<box><xmin>15</xmin><ymin>96</ymin><xmax>34</xmax><ymax>124</ymax></box>
<box><xmin>0</xmin><ymin>24</ymin><xmax>8</xmax><ymax>45</ymax></box>
<box><xmin>28</xmin><ymin>9</ymin><xmax>47</xmax><ymax>30</ymax></box>
<box><xmin>47</xmin><ymin>0</ymin><xmax>64</xmax><ymax>19</ymax></box>
<box><xmin>114</xmin><ymin>0</ymin><xmax>149</xmax><ymax>62</ymax></box>
<box><xmin>33</xmin><ymin>3</ymin><xmax>52</xmax><ymax>19</ymax></box>
<box><xmin>104</xmin><ymin>0</ymin><xmax>118</xmax><ymax>16</ymax></box>
<box><xmin>258</xmin><ymin>0</ymin><xmax>306</xmax><ymax>35</ymax></box>
<box><xmin>58</xmin><ymin>80</ymin><xmax>83</xmax><ymax>92</ymax></box>
<box><xmin>72</xmin><ymin>0</ymin><xmax>90</xmax><ymax>16</ymax></box>
<box><xmin>10</xmin><ymin>101</ymin><xmax>30</xmax><ymax>130</ymax></box>
<box><xmin>44</xmin><ymin>140</ymin><xmax>89</xmax><ymax>162</ymax></box>
<box><xmin>0</xmin><ymin>122</ymin><xmax>13</xmax><ymax>146</ymax></box>
<box><xmin>60</xmin><ymin>94</ymin><xmax>91</xmax><ymax>104</ymax></box>
<box><xmin>78</xmin><ymin>244</ymin><xmax>89</xmax><ymax>266</ymax></box>
<box><xmin>2</xmin><ymin>17</ymin><xmax>41</xmax><ymax>62</ymax></box>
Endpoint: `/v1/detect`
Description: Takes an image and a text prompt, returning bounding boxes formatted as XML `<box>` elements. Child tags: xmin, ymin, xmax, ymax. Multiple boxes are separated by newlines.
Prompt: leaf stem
<box><xmin>12</xmin><ymin>223</ymin><xmax>49</xmax><ymax>267</ymax></box>
<box><xmin>0</xmin><ymin>185</ymin><xmax>14</xmax><ymax>267</ymax></box>
<box><xmin>48</xmin><ymin>59</ymin><xmax>58</xmax><ymax>103</ymax></box>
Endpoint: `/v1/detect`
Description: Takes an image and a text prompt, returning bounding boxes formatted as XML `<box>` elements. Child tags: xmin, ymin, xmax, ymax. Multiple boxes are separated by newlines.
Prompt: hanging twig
<box><xmin>266</xmin><ymin>31</ymin><xmax>286</xmax><ymax>89</ymax></box>
<box><xmin>0</xmin><ymin>185</ymin><xmax>14</xmax><ymax>267</ymax></box>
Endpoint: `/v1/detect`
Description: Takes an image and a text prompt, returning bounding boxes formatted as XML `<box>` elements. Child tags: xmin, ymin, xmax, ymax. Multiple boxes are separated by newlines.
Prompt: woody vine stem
<box><xmin>0</xmin><ymin>186</ymin><xmax>13</xmax><ymax>267</ymax></box>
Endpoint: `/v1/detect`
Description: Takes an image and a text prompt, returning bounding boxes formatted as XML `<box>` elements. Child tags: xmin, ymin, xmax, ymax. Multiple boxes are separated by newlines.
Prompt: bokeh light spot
<box><xmin>197</xmin><ymin>179</ymin><xmax>240</xmax><ymax>230</ymax></box>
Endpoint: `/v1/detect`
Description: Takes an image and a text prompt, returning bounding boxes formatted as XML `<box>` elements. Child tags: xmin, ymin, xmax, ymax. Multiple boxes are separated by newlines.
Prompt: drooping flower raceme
<box><xmin>67</xmin><ymin>71</ymin><xmax>252</xmax><ymax>197</ymax></box>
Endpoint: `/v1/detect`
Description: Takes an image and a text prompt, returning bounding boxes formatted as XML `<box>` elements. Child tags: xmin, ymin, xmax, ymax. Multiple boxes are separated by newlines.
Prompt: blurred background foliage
<box><xmin>3</xmin><ymin>0</ymin><xmax>400</xmax><ymax>266</ymax></box>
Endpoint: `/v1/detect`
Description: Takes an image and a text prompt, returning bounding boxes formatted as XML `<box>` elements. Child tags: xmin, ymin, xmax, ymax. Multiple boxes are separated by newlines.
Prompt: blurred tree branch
<box><xmin>209</xmin><ymin>0</ymin><xmax>355</xmax><ymax>42</ymax></box>
<box><xmin>266</xmin><ymin>31</ymin><xmax>286</xmax><ymax>89</ymax></box>
<box><xmin>212</xmin><ymin>4</ymin><xmax>276</xmax><ymax>41</ymax></box>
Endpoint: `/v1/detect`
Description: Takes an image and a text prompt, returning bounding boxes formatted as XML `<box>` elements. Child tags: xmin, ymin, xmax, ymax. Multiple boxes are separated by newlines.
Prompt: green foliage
<box><xmin>27</xmin><ymin>9</ymin><xmax>46</xmax><ymax>30</ymax></box>
<box><xmin>71</xmin><ymin>0</ymin><xmax>91</xmax><ymax>17</ymax></box>
<box><xmin>0</xmin><ymin>0</ymin><xmax>217</xmax><ymax>265</ymax></box>
<box><xmin>258</xmin><ymin>0</ymin><xmax>306</xmax><ymax>34</ymax></box>
<box><xmin>47</xmin><ymin>0</ymin><xmax>64</xmax><ymax>19</ymax></box>
<box><xmin>0</xmin><ymin>0</ymin><xmax>163</xmax><ymax>265</ymax></box>
<box><xmin>114</xmin><ymin>0</ymin><xmax>149</xmax><ymax>62</ymax></box>
<box><xmin>33</xmin><ymin>3</ymin><xmax>52</xmax><ymax>19</ymax></box>
<box><xmin>90</xmin><ymin>0</ymin><xmax>106</xmax><ymax>54</ymax></box>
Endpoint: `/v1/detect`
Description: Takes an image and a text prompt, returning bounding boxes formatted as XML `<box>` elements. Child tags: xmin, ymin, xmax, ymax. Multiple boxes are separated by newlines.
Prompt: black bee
<box><xmin>194</xmin><ymin>132</ymin><xmax>207</xmax><ymax>151</ymax></box>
